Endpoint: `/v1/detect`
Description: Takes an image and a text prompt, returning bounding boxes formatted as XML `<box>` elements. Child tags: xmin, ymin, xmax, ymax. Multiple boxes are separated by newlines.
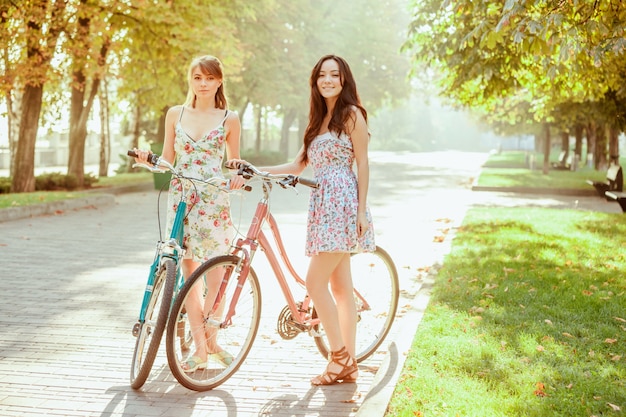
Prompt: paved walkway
<box><xmin>0</xmin><ymin>151</ymin><xmax>622</xmax><ymax>417</ymax></box>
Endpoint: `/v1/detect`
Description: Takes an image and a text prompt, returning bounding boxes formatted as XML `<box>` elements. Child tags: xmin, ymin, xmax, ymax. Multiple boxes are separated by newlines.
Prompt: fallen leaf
<box><xmin>536</xmin><ymin>345</ymin><xmax>545</xmax><ymax>352</ymax></box>
<box><xmin>604</xmin><ymin>338</ymin><xmax>617</xmax><ymax>344</ymax></box>
<box><xmin>607</xmin><ymin>403</ymin><xmax>621</xmax><ymax>411</ymax></box>
<box><xmin>562</xmin><ymin>332</ymin><xmax>574</xmax><ymax>338</ymax></box>
<box><xmin>545</xmin><ymin>319</ymin><xmax>553</xmax><ymax>326</ymax></box>
<box><xmin>614</xmin><ymin>317</ymin><xmax>626</xmax><ymax>323</ymax></box>
<box><xmin>534</xmin><ymin>382</ymin><xmax>547</xmax><ymax>397</ymax></box>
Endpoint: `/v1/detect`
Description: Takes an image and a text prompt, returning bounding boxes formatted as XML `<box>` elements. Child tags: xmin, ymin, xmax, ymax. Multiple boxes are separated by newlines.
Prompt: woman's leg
<box><xmin>307</xmin><ymin>252</ymin><xmax>358</xmax><ymax>384</ymax></box>
<box><xmin>182</xmin><ymin>259</ymin><xmax>208</xmax><ymax>361</ymax></box>
<box><xmin>201</xmin><ymin>265</ymin><xmax>227</xmax><ymax>353</ymax></box>
<box><xmin>306</xmin><ymin>253</ymin><xmax>345</xmax><ymax>352</ymax></box>
<box><xmin>328</xmin><ymin>255</ymin><xmax>357</xmax><ymax>358</ymax></box>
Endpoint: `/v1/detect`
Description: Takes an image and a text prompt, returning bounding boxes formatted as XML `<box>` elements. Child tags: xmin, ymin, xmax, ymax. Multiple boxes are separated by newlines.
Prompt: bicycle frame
<box><xmin>213</xmin><ymin>180</ymin><xmax>352</xmax><ymax>332</ymax></box>
<box><xmin>165</xmin><ymin>162</ymin><xmax>399</xmax><ymax>391</ymax></box>
<box><xmin>136</xmin><ymin>197</ymin><xmax>186</xmax><ymax>323</ymax></box>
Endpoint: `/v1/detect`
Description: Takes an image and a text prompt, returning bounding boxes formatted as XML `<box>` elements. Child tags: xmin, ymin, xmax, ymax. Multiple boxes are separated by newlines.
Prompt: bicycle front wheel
<box><xmin>313</xmin><ymin>246</ymin><xmax>399</xmax><ymax>362</ymax></box>
<box><xmin>130</xmin><ymin>258</ymin><xmax>176</xmax><ymax>389</ymax></box>
<box><xmin>166</xmin><ymin>255</ymin><xmax>261</xmax><ymax>391</ymax></box>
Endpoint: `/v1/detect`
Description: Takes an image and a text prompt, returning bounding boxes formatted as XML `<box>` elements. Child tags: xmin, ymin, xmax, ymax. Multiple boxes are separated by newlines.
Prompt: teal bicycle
<box><xmin>126</xmin><ymin>150</ymin><xmax>232</xmax><ymax>389</ymax></box>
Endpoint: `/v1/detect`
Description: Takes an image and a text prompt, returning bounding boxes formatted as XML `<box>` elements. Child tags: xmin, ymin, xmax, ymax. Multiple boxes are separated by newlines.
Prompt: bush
<box><xmin>0</xmin><ymin>177</ymin><xmax>10</xmax><ymax>194</ymax></box>
<box><xmin>0</xmin><ymin>172</ymin><xmax>100</xmax><ymax>194</ymax></box>
<box><xmin>35</xmin><ymin>172</ymin><xmax>69</xmax><ymax>191</ymax></box>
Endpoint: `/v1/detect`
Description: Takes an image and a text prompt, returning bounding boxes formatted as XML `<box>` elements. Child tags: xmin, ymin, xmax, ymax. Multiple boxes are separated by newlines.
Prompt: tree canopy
<box><xmin>1</xmin><ymin>0</ymin><xmax>412</xmax><ymax>192</ymax></box>
<box><xmin>403</xmin><ymin>0</ymin><xmax>626</xmax><ymax>168</ymax></box>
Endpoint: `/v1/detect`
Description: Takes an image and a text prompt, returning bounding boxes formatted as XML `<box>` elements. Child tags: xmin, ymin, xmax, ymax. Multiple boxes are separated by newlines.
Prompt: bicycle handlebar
<box><xmin>127</xmin><ymin>150</ymin><xmax>159</xmax><ymax>166</ymax></box>
<box><xmin>127</xmin><ymin>150</ymin><xmax>247</xmax><ymax>191</ymax></box>
<box><xmin>225</xmin><ymin>160</ymin><xmax>319</xmax><ymax>189</ymax></box>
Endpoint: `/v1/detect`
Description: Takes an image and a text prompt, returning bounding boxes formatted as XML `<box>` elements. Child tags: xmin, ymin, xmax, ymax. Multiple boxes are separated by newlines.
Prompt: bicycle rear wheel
<box><xmin>166</xmin><ymin>255</ymin><xmax>261</xmax><ymax>391</ymax></box>
<box><xmin>313</xmin><ymin>246</ymin><xmax>399</xmax><ymax>362</ymax></box>
<box><xmin>130</xmin><ymin>258</ymin><xmax>176</xmax><ymax>389</ymax></box>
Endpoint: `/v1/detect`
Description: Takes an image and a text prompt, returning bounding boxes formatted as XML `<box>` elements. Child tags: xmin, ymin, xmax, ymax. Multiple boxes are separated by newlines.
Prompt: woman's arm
<box><xmin>350</xmin><ymin>109</ymin><xmax>370</xmax><ymax>237</ymax></box>
<box><xmin>224</xmin><ymin>111</ymin><xmax>241</xmax><ymax>160</ymax></box>
<box><xmin>228</xmin><ymin>146</ymin><xmax>307</xmax><ymax>176</ymax></box>
<box><xmin>223</xmin><ymin>111</ymin><xmax>245</xmax><ymax>189</ymax></box>
<box><xmin>160</xmin><ymin>106</ymin><xmax>179</xmax><ymax>165</ymax></box>
<box><xmin>259</xmin><ymin>146</ymin><xmax>307</xmax><ymax>175</ymax></box>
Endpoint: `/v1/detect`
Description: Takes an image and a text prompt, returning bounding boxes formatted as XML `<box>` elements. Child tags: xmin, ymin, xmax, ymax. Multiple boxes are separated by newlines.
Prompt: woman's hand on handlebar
<box><xmin>225</xmin><ymin>158</ymin><xmax>248</xmax><ymax>170</ymax></box>
<box><xmin>228</xmin><ymin>174</ymin><xmax>246</xmax><ymax>190</ymax></box>
<box><xmin>132</xmin><ymin>148</ymin><xmax>154</xmax><ymax>166</ymax></box>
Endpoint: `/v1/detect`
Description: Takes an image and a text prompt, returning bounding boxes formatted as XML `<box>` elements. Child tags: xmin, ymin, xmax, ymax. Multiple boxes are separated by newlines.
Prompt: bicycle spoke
<box><xmin>166</xmin><ymin>256</ymin><xmax>261</xmax><ymax>391</ymax></box>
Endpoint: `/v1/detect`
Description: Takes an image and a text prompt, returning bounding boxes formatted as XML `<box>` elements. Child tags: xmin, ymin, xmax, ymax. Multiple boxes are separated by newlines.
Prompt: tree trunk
<box><xmin>12</xmin><ymin>85</ymin><xmax>43</xmax><ymax>192</ymax></box>
<box><xmin>98</xmin><ymin>79</ymin><xmax>110</xmax><ymax>177</ymax></box>
<box><xmin>237</xmin><ymin>100</ymin><xmax>250</xmax><ymax>151</ymax></box>
<box><xmin>254</xmin><ymin>105</ymin><xmax>262</xmax><ymax>154</ymax></box>
<box><xmin>542</xmin><ymin>123</ymin><xmax>550</xmax><ymax>175</ymax></box>
<box><xmin>11</xmin><ymin>0</ymin><xmax>68</xmax><ymax>192</ymax></box>
<box><xmin>298</xmin><ymin>110</ymin><xmax>307</xmax><ymax>146</ymax></box>
<box><xmin>156</xmin><ymin>106</ymin><xmax>168</xmax><ymax>145</ymax></box>
<box><xmin>1</xmin><ymin>1</ymin><xmax>17</xmax><ymax>177</ymax></box>
<box><xmin>68</xmin><ymin>28</ymin><xmax>109</xmax><ymax>186</ymax></box>
<box><xmin>594</xmin><ymin>123</ymin><xmax>607</xmax><ymax>170</ymax></box>
<box><xmin>125</xmin><ymin>104</ymin><xmax>142</xmax><ymax>173</ymax></box>
<box><xmin>586</xmin><ymin>121</ymin><xmax>596</xmax><ymax>167</ymax></box>
<box><xmin>280</xmin><ymin>108</ymin><xmax>296</xmax><ymax>160</ymax></box>
<box><xmin>5</xmin><ymin>90</ymin><xmax>21</xmax><ymax>178</ymax></box>
<box><xmin>608</xmin><ymin>126</ymin><xmax>619</xmax><ymax>163</ymax></box>
<box><xmin>573</xmin><ymin>124</ymin><xmax>583</xmax><ymax>160</ymax></box>
<box><xmin>559</xmin><ymin>131</ymin><xmax>569</xmax><ymax>159</ymax></box>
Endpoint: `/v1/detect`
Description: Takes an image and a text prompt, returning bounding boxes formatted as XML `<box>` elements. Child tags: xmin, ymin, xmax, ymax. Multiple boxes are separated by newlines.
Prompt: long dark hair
<box><xmin>300</xmin><ymin>55</ymin><xmax>367</xmax><ymax>164</ymax></box>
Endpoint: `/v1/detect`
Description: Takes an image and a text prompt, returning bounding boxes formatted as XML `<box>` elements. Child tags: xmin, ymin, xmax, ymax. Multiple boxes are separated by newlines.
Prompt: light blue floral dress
<box><xmin>305</xmin><ymin>131</ymin><xmax>375</xmax><ymax>256</ymax></box>
<box><xmin>166</xmin><ymin>107</ymin><xmax>234</xmax><ymax>262</ymax></box>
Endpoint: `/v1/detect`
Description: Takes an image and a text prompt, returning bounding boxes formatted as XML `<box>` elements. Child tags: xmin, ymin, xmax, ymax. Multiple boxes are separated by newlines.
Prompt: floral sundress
<box><xmin>305</xmin><ymin>131</ymin><xmax>375</xmax><ymax>256</ymax></box>
<box><xmin>166</xmin><ymin>107</ymin><xmax>234</xmax><ymax>262</ymax></box>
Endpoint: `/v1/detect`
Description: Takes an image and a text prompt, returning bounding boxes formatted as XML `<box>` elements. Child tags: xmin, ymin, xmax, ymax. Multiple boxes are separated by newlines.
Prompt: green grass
<box><xmin>476</xmin><ymin>151</ymin><xmax>614</xmax><ymax>190</ymax></box>
<box><xmin>482</xmin><ymin>151</ymin><xmax>532</xmax><ymax>169</ymax></box>
<box><xmin>0</xmin><ymin>172</ymin><xmax>151</xmax><ymax>209</ymax></box>
<box><xmin>476</xmin><ymin>167</ymin><xmax>605</xmax><ymax>189</ymax></box>
<box><xmin>0</xmin><ymin>191</ymin><xmax>92</xmax><ymax>209</ymax></box>
<box><xmin>387</xmin><ymin>208</ymin><xmax>626</xmax><ymax>417</ymax></box>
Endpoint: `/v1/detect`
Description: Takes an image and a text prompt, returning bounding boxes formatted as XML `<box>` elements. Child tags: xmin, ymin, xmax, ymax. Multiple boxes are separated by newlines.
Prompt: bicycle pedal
<box><xmin>308</xmin><ymin>329</ymin><xmax>323</xmax><ymax>337</ymax></box>
<box><xmin>131</xmin><ymin>322</ymin><xmax>140</xmax><ymax>337</ymax></box>
<box><xmin>204</xmin><ymin>318</ymin><xmax>221</xmax><ymax>328</ymax></box>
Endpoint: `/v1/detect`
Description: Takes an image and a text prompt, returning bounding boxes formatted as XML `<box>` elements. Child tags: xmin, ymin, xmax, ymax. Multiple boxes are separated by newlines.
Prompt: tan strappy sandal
<box><xmin>311</xmin><ymin>346</ymin><xmax>358</xmax><ymax>385</ymax></box>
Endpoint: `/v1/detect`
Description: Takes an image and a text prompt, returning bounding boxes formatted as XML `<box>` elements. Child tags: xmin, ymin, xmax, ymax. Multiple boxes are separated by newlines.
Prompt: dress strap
<box><xmin>178</xmin><ymin>106</ymin><xmax>185</xmax><ymax>123</ymax></box>
<box><xmin>219</xmin><ymin>110</ymin><xmax>229</xmax><ymax>126</ymax></box>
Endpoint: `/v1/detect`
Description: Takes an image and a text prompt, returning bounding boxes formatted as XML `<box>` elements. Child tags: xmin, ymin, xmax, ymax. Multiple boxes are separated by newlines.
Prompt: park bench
<box><xmin>605</xmin><ymin>191</ymin><xmax>626</xmax><ymax>213</ymax></box>
<box><xmin>551</xmin><ymin>151</ymin><xmax>572</xmax><ymax>170</ymax></box>
<box><xmin>586</xmin><ymin>163</ymin><xmax>623</xmax><ymax>198</ymax></box>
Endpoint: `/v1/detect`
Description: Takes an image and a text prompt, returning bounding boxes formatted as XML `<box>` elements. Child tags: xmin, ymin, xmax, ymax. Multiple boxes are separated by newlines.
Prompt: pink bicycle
<box><xmin>165</xmin><ymin>161</ymin><xmax>399</xmax><ymax>391</ymax></box>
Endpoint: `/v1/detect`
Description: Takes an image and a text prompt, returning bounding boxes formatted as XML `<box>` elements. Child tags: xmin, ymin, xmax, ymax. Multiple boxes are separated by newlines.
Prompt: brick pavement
<box><xmin>0</xmin><ymin>164</ymin><xmax>442</xmax><ymax>417</ymax></box>
<box><xmin>1</xmin><ymin>151</ymin><xmax>622</xmax><ymax>417</ymax></box>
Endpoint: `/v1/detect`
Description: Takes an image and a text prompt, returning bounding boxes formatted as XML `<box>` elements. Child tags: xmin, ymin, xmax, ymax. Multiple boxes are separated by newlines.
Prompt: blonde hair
<box><xmin>183</xmin><ymin>55</ymin><xmax>228</xmax><ymax>109</ymax></box>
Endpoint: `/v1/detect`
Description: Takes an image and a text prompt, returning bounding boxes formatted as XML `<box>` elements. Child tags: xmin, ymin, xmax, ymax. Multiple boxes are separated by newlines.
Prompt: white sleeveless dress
<box><xmin>166</xmin><ymin>107</ymin><xmax>235</xmax><ymax>262</ymax></box>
